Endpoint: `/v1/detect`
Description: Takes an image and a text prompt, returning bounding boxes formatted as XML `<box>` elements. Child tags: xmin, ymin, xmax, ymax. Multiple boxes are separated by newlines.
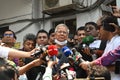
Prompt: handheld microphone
<box><xmin>82</xmin><ymin>36</ymin><xmax>94</xmax><ymax>45</ymax></box>
<box><xmin>48</xmin><ymin>45</ymin><xmax>58</xmax><ymax>56</ymax></box>
<box><xmin>31</xmin><ymin>46</ymin><xmax>47</xmax><ymax>58</ymax></box>
<box><xmin>56</xmin><ymin>46</ymin><xmax>72</xmax><ymax>73</ymax></box>
<box><xmin>71</xmin><ymin>48</ymin><xmax>85</xmax><ymax>65</ymax></box>
<box><xmin>31</xmin><ymin>45</ymin><xmax>58</xmax><ymax>58</ymax></box>
<box><xmin>62</xmin><ymin>46</ymin><xmax>73</xmax><ymax>57</ymax></box>
<box><xmin>47</xmin><ymin>45</ymin><xmax>58</xmax><ymax>61</ymax></box>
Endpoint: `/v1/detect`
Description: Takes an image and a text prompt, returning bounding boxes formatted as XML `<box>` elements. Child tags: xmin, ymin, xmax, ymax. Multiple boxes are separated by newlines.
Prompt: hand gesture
<box><xmin>112</xmin><ymin>6</ymin><xmax>120</xmax><ymax>18</ymax></box>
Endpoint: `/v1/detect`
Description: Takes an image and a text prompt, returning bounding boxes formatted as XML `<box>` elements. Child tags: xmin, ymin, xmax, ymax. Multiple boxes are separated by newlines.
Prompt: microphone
<box><xmin>31</xmin><ymin>45</ymin><xmax>47</xmax><ymax>58</ymax></box>
<box><xmin>56</xmin><ymin>46</ymin><xmax>72</xmax><ymax>73</ymax></box>
<box><xmin>31</xmin><ymin>45</ymin><xmax>58</xmax><ymax>58</ymax></box>
<box><xmin>62</xmin><ymin>46</ymin><xmax>73</xmax><ymax>57</ymax></box>
<box><xmin>48</xmin><ymin>45</ymin><xmax>58</xmax><ymax>56</ymax></box>
<box><xmin>82</xmin><ymin>36</ymin><xmax>94</xmax><ymax>45</ymax></box>
<box><xmin>71</xmin><ymin>48</ymin><xmax>85</xmax><ymax>65</ymax></box>
<box><xmin>47</xmin><ymin>45</ymin><xmax>58</xmax><ymax>61</ymax></box>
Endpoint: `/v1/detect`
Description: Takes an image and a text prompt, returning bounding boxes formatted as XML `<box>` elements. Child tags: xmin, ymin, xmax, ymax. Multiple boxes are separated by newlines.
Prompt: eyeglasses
<box><xmin>4</xmin><ymin>34</ymin><xmax>14</xmax><ymax>37</ymax></box>
<box><xmin>56</xmin><ymin>31</ymin><xmax>68</xmax><ymax>34</ymax></box>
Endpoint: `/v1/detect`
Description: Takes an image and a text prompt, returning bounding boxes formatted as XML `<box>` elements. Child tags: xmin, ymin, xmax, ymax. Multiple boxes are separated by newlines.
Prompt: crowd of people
<box><xmin>0</xmin><ymin>6</ymin><xmax>120</xmax><ymax>80</ymax></box>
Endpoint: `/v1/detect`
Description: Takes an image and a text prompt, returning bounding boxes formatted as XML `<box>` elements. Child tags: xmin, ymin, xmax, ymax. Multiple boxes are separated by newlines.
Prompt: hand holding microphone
<box><xmin>31</xmin><ymin>45</ymin><xmax>58</xmax><ymax>61</ymax></box>
<box><xmin>71</xmin><ymin>48</ymin><xmax>85</xmax><ymax>66</ymax></box>
<box><xmin>31</xmin><ymin>45</ymin><xmax>47</xmax><ymax>58</ymax></box>
<box><xmin>46</xmin><ymin>45</ymin><xmax>58</xmax><ymax>61</ymax></box>
<box><xmin>62</xmin><ymin>46</ymin><xmax>73</xmax><ymax>57</ymax></box>
<box><xmin>71</xmin><ymin>48</ymin><xmax>93</xmax><ymax>71</ymax></box>
<box><xmin>82</xmin><ymin>35</ymin><xmax>94</xmax><ymax>45</ymax></box>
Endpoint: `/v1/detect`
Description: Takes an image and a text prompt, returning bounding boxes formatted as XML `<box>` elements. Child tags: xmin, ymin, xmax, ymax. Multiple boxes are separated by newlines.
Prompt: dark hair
<box><xmin>3</xmin><ymin>30</ymin><xmax>17</xmax><ymax>39</ymax></box>
<box><xmin>88</xmin><ymin>65</ymin><xmax>111</xmax><ymax>80</ymax></box>
<box><xmin>0</xmin><ymin>58</ymin><xmax>7</xmax><ymax>66</ymax></box>
<box><xmin>85</xmin><ymin>22</ymin><xmax>99</xmax><ymax>30</ymax></box>
<box><xmin>48</xmin><ymin>28</ymin><xmax>55</xmax><ymax>37</ymax></box>
<box><xmin>77</xmin><ymin>26</ymin><xmax>85</xmax><ymax>31</ymax></box>
<box><xmin>76</xmin><ymin>26</ymin><xmax>85</xmax><ymax>34</ymax></box>
<box><xmin>23</xmin><ymin>33</ymin><xmax>36</xmax><ymax>44</ymax></box>
<box><xmin>101</xmin><ymin>16</ymin><xmax>118</xmax><ymax>32</ymax></box>
<box><xmin>36</xmin><ymin>29</ymin><xmax>49</xmax><ymax>38</ymax></box>
<box><xmin>0</xmin><ymin>58</ymin><xmax>19</xmax><ymax>80</ymax></box>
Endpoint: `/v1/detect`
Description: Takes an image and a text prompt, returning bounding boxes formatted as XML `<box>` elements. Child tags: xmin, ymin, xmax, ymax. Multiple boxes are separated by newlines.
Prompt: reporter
<box><xmin>0</xmin><ymin>57</ymin><xmax>44</xmax><ymax>80</ymax></box>
<box><xmin>42</xmin><ymin>60</ymin><xmax>57</xmax><ymax>80</ymax></box>
<box><xmin>0</xmin><ymin>46</ymin><xmax>36</xmax><ymax>58</ymax></box>
<box><xmin>18</xmin><ymin>58</ymin><xmax>45</xmax><ymax>75</ymax></box>
<box><xmin>80</xmin><ymin>45</ymin><xmax>120</xmax><ymax>70</ymax></box>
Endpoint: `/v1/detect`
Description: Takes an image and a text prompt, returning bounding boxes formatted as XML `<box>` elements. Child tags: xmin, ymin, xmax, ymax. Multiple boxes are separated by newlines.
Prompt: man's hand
<box><xmin>82</xmin><ymin>47</ymin><xmax>92</xmax><ymax>56</ymax></box>
<box><xmin>32</xmin><ymin>58</ymin><xmax>45</xmax><ymax>67</ymax></box>
<box><xmin>112</xmin><ymin>6</ymin><xmax>120</xmax><ymax>18</ymax></box>
<box><xmin>79</xmin><ymin>61</ymin><xmax>90</xmax><ymax>70</ymax></box>
<box><xmin>47</xmin><ymin>60</ymin><xmax>58</xmax><ymax>68</ymax></box>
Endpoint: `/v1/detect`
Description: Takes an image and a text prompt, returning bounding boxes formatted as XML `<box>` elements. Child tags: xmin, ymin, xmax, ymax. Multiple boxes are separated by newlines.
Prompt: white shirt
<box><xmin>89</xmin><ymin>40</ymin><xmax>101</xmax><ymax>49</ymax></box>
<box><xmin>89</xmin><ymin>40</ymin><xmax>101</xmax><ymax>60</ymax></box>
<box><xmin>102</xmin><ymin>35</ymin><xmax>120</xmax><ymax>56</ymax></box>
<box><xmin>0</xmin><ymin>46</ymin><xmax>10</xmax><ymax>58</ymax></box>
<box><xmin>42</xmin><ymin>67</ymin><xmax>52</xmax><ymax>80</ymax></box>
<box><xmin>101</xmin><ymin>35</ymin><xmax>120</xmax><ymax>80</ymax></box>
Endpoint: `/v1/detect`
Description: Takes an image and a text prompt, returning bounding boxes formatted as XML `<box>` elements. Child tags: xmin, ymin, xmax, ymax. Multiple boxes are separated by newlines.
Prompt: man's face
<box><xmin>49</xmin><ymin>33</ymin><xmax>55</xmax><ymax>43</ymax></box>
<box><xmin>55</xmin><ymin>26</ymin><xmax>68</xmax><ymax>42</ymax></box>
<box><xmin>99</xmin><ymin>27</ymin><xmax>110</xmax><ymax>40</ymax></box>
<box><xmin>23</xmin><ymin>40</ymin><xmax>35</xmax><ymax>52</ymax></box>
<box><xmin>85</xmin><ymin>24</ymin><xmax>99</xmax><ymax>37</ymax></box>
<box><xmin>77</xmin><ymin>30</ymin><xmax>86</xmax><ymax>42</ymax></box>
<box><xmin>97</xmin><ymin>20</ymin><xmax>110</xmax><ymax>41</ymax></box>
<box><xmin>2</xmin><ymin>31</ymin><xmax>16</xmax><ymax>47</ymax></box>
<box><xmin>36</xmin><ymin>33</ymin><xmax>48</xmax><ymax>46</ymax></box>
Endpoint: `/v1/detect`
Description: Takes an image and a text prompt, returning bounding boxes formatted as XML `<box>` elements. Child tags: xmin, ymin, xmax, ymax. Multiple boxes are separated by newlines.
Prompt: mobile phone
<box><xmin>101</xmin><ymin>4</ymin><xmax>113</xmax><ymax>13</ymax></box>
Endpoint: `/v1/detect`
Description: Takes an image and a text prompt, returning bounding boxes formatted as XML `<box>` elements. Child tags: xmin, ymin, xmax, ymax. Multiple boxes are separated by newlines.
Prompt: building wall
<box><xmin>76</xmin><ymin>8</ymin><xmax>102</xmax><ymax>27</ymax></box>
<box><xmin>0</xmin><ymin>0</ymin><xmax>42</xmax><ymax>48</ymax></box>
<box><xmin>0</xmin><ymin>0</ymin><xmax>112</xmax><ymax>48</ymax></box>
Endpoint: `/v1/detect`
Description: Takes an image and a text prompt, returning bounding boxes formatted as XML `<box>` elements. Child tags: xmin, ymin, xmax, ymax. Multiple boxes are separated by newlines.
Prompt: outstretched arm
<box><xmin>80</xmin><ymin>46</ymin><xmax>120</xmax><ymax>70</ymax></box>
<box><xmin>18</xmin><ymin>58</ymin><xmax>44</xmax><ymax>75</ymax></box>
<box><xmin>112</xmin><ymin>6</ymin><xmax>120</xmax><ymax>18</ymax></box>
<box><xmin>0</xmin><ymin>46</ymin><xmax>36</xmax><ymax>58</ymax></box>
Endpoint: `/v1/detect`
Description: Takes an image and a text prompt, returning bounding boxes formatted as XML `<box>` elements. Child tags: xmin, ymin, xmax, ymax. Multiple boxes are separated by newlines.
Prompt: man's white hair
<box><xmin>55</xmin><ymin>23</ymin><xmax>69</xmax><ymax>33</ymax></box>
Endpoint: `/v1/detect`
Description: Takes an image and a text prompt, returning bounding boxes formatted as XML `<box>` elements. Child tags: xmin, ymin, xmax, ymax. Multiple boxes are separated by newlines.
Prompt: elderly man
<box><xmin>52</xmin><ymin>23</ymin><xmax>76</xmax><ymax>79</ymax></box>
<box><xmin>54</xmin><ymin>24</ymin><xmax>69</xmax><ymax>60</ymax></box>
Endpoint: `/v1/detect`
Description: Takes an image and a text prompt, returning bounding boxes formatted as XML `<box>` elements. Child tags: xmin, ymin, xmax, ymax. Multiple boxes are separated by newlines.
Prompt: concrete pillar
<box><xmin>32</xmin><ymin>0</ymin><xmax>41</xmax><ymax>29</ymax></box>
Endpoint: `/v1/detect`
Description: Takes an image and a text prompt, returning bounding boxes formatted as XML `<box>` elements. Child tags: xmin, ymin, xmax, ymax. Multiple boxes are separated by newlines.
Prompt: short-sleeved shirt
<box><xmin>0</xmin><ymin>46</ymin><xmax>10</xmax><ymax>58</ymax></box>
